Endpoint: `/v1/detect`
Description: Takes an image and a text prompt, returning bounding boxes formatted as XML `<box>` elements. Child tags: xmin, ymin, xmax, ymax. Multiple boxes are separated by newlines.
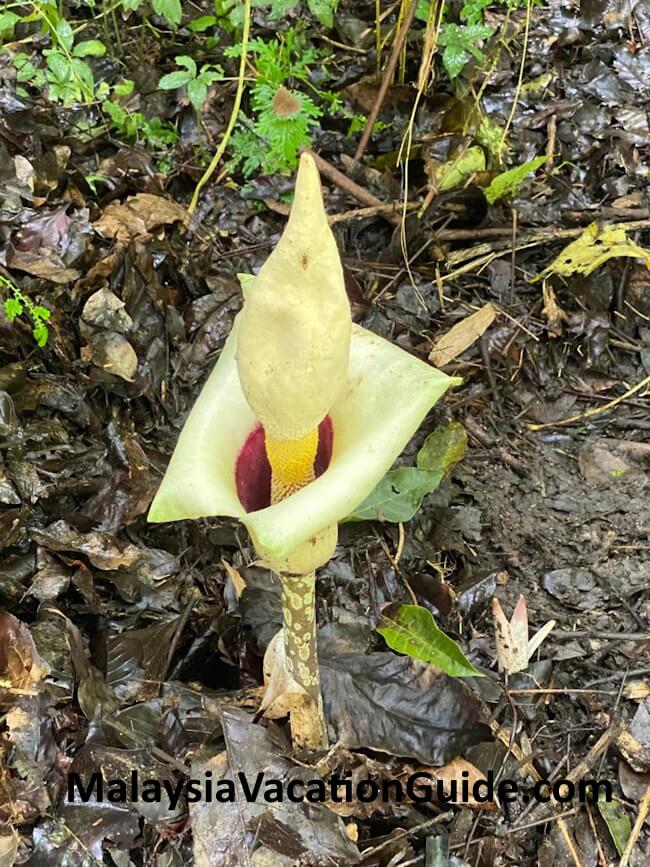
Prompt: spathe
<box><xmin>148</xmin><ymin>315</ymin><xmax>460</xmax><ymax>558</ymax></box>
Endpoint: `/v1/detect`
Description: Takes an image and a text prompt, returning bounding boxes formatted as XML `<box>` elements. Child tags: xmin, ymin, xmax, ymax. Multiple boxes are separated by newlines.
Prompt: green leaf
<box><xmin>55</xmin><ymin>19</ymin><xmax>74</xmax><ymax>51</ymax></box>
<box><xmin>0</xmin><ymin>11</ymin><xmax>20</xmax><ymax>34</ymax></box>
<box><xmin>306</xmin><ymin>0</ymin><xmax>337</xmax><ymax>27</ymax></box>
<box><xmin>442</xmin><ymin>43</ymin><xmax>468</xmax><ymax>79</ymax></box>
<box><xmin>378</xmin><ymin>605</ymin><xmax>482</xmax><ymax>678</ymax></box>
<box><xmin>346</xmin><ymin>467</ymin><xmax>443</xmax><ymax>522</ymax></box>
<box><xmin>114</xmin><ymin>78</ymin><xmax>134</xmax><ymax>96</ymax></box>
<box><xmin>73</xmin><ymin>39</ymin><xmax>107</xmax><ymax>57</ymax></box>
<box><xmin>189</xmin><ymin>15</ymin><xmax>217</xmax><ymax>31</ymax></box>
<box><xmin>158</xmin><ymin>70</ymin><xmax>193</xmax><ymax>89</ymax></box>
<box><xmin>484</xmin><ymin>156</ymin><xmax>547</xmax><ymax>204</ymax></box>
<box><xmin>346</xmin><ymin>422</ymin><xmax>467</xmax><ymax>523</ymax></box>
<box><xmin>597</xmin><ymin>796</ymin><xmax>631</xmax><ymax>856</ymax></box>
<box><xmin>32</xmin><ymin>306</ymin><xmax>51</xmax><ymax>321</ymax></box>
<box><xmin>417</xmin><ymin>421</ymin><xmax>467</xmax><ymax>472</ymax></box>
<box><xmin>175</xmin><ymin>55</ymin><xmax>197</xmax><ymax>77</ymax></box>
<box><xmin>4</xmin><ymin>297</ymin><xmax>23</xmax><ymax>322</ymax></box>
<box><xmin>152</xmin><ymin>0</ymin><xmax>182</xmax><ymax>26</ymax></box>
<box><xmin>32</xmin><ymin>321</ymin><xmax>49</xmax><ymax>348</ymax></box>
<box><xmin>187</xmin><ymin>78</ymin><xmax>207</xmax><ymax>112</ymax></box>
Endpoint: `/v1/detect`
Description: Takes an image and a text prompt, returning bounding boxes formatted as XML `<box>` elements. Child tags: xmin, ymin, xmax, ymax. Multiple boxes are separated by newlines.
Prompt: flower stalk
<box><xmin>281</xmin><ymin>572</ymin><xmax>328</xmax><ymax>748</ymax></box>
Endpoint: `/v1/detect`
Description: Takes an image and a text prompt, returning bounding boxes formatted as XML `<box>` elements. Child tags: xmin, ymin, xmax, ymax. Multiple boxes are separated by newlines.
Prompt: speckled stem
<box><xmin>282</xmin><ymin>571</ymin><xmax>328</xmax><ymax>749</ymax></box>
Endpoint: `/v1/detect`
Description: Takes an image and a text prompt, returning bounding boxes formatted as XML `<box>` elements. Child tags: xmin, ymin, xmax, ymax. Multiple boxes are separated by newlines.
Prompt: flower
<box><xmin>148</xmin><ymin>154</ymin><xmax>461</xmax><ymax>570</ymax></box>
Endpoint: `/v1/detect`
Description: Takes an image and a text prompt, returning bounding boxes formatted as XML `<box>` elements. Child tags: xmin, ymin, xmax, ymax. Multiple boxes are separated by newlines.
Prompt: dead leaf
<box><xmin>94</xmin><ymin>193</ymin><xmax>186</xmax><ymax>243</ymax></box>
<box><xmin>259</xmin><ymin>629</ymin><xmax>305</xmax><ymax>719</ymax></box>
<box><xmin>81</xmin><ymin>331</ymin><xmax>138</xmax><ymax>381</ymax></box>
<box><xmin>0</xmin><ymin>611</ymin><xmax>50</xmax><ymax>691</ymax></box>
<box><xmin>221</xmin><ymin>559</ymin><xmax>246</xmax><ymax>598</ymax></box>
<box><xmin>429</xmin><ymin>303</ymin><xmax>496</xmax><ymax>367</ymax></box>
<box><xmin>428</xmin><ymin>757</ymin><xmax>498</xmax><ymax>810</ymax></box>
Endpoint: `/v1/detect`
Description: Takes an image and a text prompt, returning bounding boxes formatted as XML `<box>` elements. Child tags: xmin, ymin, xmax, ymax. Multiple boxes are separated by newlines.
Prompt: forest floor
<box><xmin>0</xmin><ymin>0</ymin><xmax>649</xmax><ymax>865</ymax></box>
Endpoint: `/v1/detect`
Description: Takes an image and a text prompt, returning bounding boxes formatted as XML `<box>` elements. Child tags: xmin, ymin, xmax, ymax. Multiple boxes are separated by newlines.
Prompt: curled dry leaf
<box><xmin>260</xmin><ymin>629</ymin><xmax>305</xmax><ymax>719</ymax></box>
<box><xmin>94</xmin><ymin>193</ymin><xmax>186</xmax><ymax>243</ymax></box>
<box><xmin>428</xmin><ymin>303</ymin><xmax>496</xmax><ymax>367</ymax></box>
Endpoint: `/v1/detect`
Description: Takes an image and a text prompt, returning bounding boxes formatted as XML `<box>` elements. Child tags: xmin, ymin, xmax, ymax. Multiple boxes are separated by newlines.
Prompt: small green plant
<box><xmin>418</xmin><ymin>0</ymin><xmax>533</xmax><ymax>80</ymax></box>
<box><xmin>226</xmin><ymin>30</ymin><xmax>335</xmax><ymax>176</ymax></box>
<box><xmin>158</xmin><ymin>55</ymin><xmax>223</xmax><ymax>114</ymax></box>
<box><xmin>1</xmin><ymin>276</ymin><xmax>51</xmax><ymax>348</ymax></box>
<box><xmin>102</xmin><ymin>79</ymin><xmax>178</xmax><ymax>160</ymax></box>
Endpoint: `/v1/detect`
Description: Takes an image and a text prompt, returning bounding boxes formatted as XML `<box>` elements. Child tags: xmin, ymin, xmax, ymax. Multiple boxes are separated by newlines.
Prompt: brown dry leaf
<box><xmin>542</xmin><ymin>284</ymin><xmax>569</xmax><ymax>336</ymax></box>
<box><xmin>431</xmin><ymin>757</ymin><xmax>498</xmax><ymax>810</ymax></box>
<box><xmin>259</xmin><ymin>629</ymin><xmax>305</xmax><ymax>719</ymax></box>
<box><xmin>94</xmin><ymin>193</ymin><xmax>186</xmax><ymax>243</ymax></box>
<box><xmin>221</xmin><ymin>559</ymin><xmax>246</xmax><ymax>599</ymax></box>
<box><xmin>0</xmin><ymin>825</ymin><xmax>19</xmax><ymax>867</ymax></box>
<box><xmin>429</xmin><ymin>303</ymin><xmax>496</xmax><ymax>367</ymax></box>
<box><xmin>81</xmin><ymin>331</ymin><xmax>138</xmax><ymax>382</ymax></box>
<box><xmin>0</xmin><ymin>611</ymin><xmax>50</xmax><ymax>692</ymax></box>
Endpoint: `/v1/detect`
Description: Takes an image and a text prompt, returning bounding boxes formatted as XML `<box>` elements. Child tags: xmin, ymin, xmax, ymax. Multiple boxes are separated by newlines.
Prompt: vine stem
<box><xmin>186</xmin><ymin>0</ymin><xmax>251</xmax><ymax>222</ymax></box>
<box><xmin>281</xmin><ymin>572</ymin><xmax>328</xmax><ymax>749</ymax></box>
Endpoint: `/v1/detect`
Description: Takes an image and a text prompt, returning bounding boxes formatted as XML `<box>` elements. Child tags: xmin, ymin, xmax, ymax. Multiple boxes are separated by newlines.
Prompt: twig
<box><xmin>301</xmin><ymin>148</ymin><xmax>396</xmax><ymax>217</ymax></box>
<box><xmin>354</xmin><ymin>0</ymin><xmax>418</xmax><ymax>162</ymax></box>
<box><xmin>618</xmin><ymin>781</ymin><xmax>650</xmax><ymax>867</ymax></box>
<box><xmin>527</xmin><ymin>374</ymin><xmax>650</xmax><ymax>431</ymax></box>
<box><xmin>186</xmin><ymin>0</ymin><xmax>251</xmax><ymax>221</ymax></box>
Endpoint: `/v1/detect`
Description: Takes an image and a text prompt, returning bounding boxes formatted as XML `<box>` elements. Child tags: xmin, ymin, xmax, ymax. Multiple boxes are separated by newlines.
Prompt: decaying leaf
<box><xmin>425</xmin><ymin>145</ymin><xmax>486</xmax><ymax>194</ymax></box>
<box><xmin>94</xmin><ymin>192</ymin><xmax>186</xmax><ymax>243</ymax></box>
<box><xmin>428</xmin><ymin>303</ymin><xmax>496</xmax><ymax>367</ymax></box>
<box><xmin>536</xmin><ymin>221</ymin><xmax>650</xmax><ymax>280</ymax></box>
<box><xmin>597</xmin><ymin>794</ymin><xmax>631</xmax><ymax>856</ymax></box>
<box><xmin>492</xmin><ymin>595</ymin><xmax>555</xmax><ymax>675</ymax></box>
<box><xmin>429</xmin><ymin>757</ymin><xmax>498</xmax><ymax>810</ymax></box>
<box><xmin>190</xmin><ymin>709</ymin><xmax>360</xmax><ymax>866</ymax></box>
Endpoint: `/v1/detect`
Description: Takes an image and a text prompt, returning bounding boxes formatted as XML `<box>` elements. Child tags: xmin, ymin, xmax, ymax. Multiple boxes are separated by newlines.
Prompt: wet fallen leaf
<box><xmin>536</xmin><ymin>222</ymin><xmax>650</xmax><ymax>280</ymax></box>
<box><xmin>81</xmin><ymin>331</ymin><xmax>138</xmax><ymax>381</ymax></box>
<box><xmin>190</xmin><ymin>708</ymin><xmax>360</xmax><ymax>866</ymax></box>
<box><xmin>425</xmin><ymin>145</ymin><xmax>486</xmax><ymax>194</ymax></box>
<box><xmin>597</xmin><ymin>794</ymin><xmax>631</xmax><ymax>856</ymax></box>
<box><xmin>428</xmin><ymin>303</ymin><xmax>496</xmax><ymax>367</ymax></box>
<box><xmin>484</xmin><ymin>156</ymin><xmax>547</xmax><ymax>204</ymax></box>
<box><xmin>320</xmin><ymin>624</ymin><xmax>490</xmax><ymax>765</ymax></box>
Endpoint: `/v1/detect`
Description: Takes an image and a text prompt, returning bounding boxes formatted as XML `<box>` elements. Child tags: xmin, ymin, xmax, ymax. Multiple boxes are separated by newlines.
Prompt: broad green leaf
<box><xmin>152</xmin><ymin>0</ymin><xmax>182</xmax><ymax>27</ymax></box>
<box><xmin>346</xmin><ymin>422</ymin><xmax>467</xmax><ymax>523</ymax></box>
<box><xmin>307</xmin><ymin>0</ymin><xmax>336</xmax><ymax>27</ymax></box>
<box><xmin>55</xmin><ymin>20</ymin><xmax>74</xmax><ymax>51</ymax></box>
<box><xmin>175</xmin><ymin>55</ymin><xmax>197</xmax><ymax>77</ymax></box>
<box><xmin>378</xmin><ymin>605</ymin><xmax>482</xmax><ymax>677</ymax></box>
<box><xmin>114</xmin><ymin>79</ymin><xmax>134</xmax><ymax>96</ymax></box>
<box><xmin>189</xmin><ymin>15</ymin><xmax>217</xmax><ymax>32</ymax></box>
<box><xmin>187</xmin><ymin>78</ymin><xmax>207</xmax><ymax>112</ymax></box>
<box><xmin>428</xmin><ymin>146</ymin><xmax>485</xmax><ymax>193</ymax></box>
<box><xmin>32</xmin><ymin>322</ymin><xmax>49</xmax><ymax>348</ymax></box>
<box><xmin>484</xmin><ymin>156</ymin><xmax>546</xmax><ymax>204</ymax></box>
<box><xmin>597</xmin><ymin>796</ymin><xmax>631</xmax><ymax>856</ymax></box>
<box><xmin>73</xmin><ymin>39</ymin><xmax>107</xmax><ymax>58</ymax></box>
<box><xmin>442</xmin><ymin>43</ymin><xmax>467</xmax><ymax>79</ymax></box>
<box><xmin>346</xmin><ymin>466</ymin><xmax>443</xmax><ymax>523</ymax></box>
<box><xmin>158</xmin><ymin>70</ymin><xmax>193</xmax><ymax>89</ymax></box>
<box><xmin>0</xmin><ymin>11</ymin><xmax>20</xmax><ymax>34</ymax></box>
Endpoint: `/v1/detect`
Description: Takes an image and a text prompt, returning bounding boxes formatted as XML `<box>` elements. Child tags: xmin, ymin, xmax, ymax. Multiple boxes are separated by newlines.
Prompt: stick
<box><xmin>353</xmin><ymin>0</ymin><xmax>418</xmax><ymax>162</ymax></box>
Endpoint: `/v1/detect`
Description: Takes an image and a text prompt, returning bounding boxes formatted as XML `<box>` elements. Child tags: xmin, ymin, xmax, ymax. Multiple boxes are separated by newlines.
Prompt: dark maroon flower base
<box><xmin>235</xmin><ymin>416</ymin><xmax>334</xmax><ymax>512</ymax></box>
